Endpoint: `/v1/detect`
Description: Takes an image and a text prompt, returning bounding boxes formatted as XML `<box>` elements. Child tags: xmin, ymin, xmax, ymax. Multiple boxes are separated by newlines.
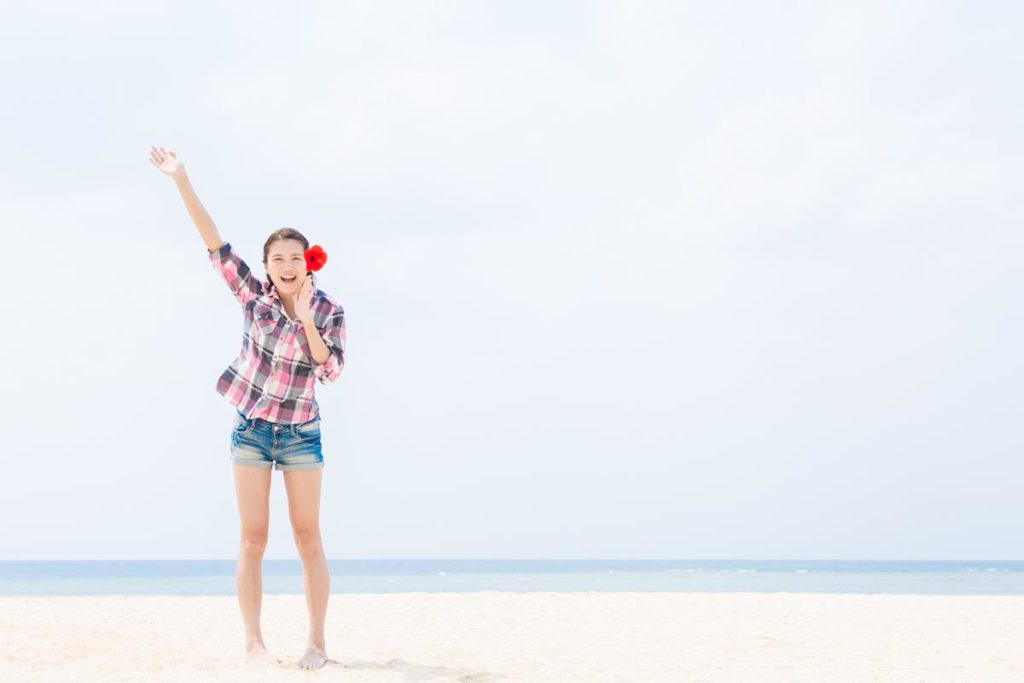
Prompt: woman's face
<box><xmin>264</xmin><ymin>238</ymin><xmax>307</xmax><ymax>297</ymax></box>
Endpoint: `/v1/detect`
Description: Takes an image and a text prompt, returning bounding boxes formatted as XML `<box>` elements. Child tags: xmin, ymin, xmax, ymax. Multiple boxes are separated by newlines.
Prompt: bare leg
<box><xmin>284</xmin><ymin>468</ymin><xmax>329</xmax><ymax>670</ymax></box>
<box><xmin>233</xmin><ymin>463</ymin><xmax>274</xmax><ymax>664</ymax></box>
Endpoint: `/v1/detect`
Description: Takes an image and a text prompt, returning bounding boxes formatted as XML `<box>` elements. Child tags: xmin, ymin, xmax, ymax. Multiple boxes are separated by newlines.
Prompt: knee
<box><xmin>241</xmin><ymin>531</ymin><xmax>268</xmax><ymax>557</ymax></box>
<box><xmin>292</xmin><ymin>528</ymin><xmax>322</xmax><ymax>558</ymax></box>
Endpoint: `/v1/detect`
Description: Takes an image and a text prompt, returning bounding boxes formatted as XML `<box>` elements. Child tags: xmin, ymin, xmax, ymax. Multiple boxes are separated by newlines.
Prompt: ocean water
<box><xmin>2</xmin><ymin>560</ymin><xmax>1023</xmax><ymax>596</ymax></box>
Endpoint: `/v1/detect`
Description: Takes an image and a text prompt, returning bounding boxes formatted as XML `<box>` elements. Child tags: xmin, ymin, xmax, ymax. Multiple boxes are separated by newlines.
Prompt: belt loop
<box><xmin>291</xmin><ymin>422</ymin><xmax>299</xmax><ymax>437</ymax></box>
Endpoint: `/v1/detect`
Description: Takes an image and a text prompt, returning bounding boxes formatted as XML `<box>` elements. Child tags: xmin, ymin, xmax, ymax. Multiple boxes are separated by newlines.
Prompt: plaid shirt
<box><xmin>208</xmin><ymin>242</ymin><xmax>346</xmax><ymax>423</ymax></box>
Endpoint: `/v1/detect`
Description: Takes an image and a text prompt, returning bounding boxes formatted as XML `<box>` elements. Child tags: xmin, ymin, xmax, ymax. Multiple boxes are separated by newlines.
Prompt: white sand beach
<box><xmin>2</xmin><ymin>592</ymin><xmax>1022</xmax><ymax>682</ymax></box>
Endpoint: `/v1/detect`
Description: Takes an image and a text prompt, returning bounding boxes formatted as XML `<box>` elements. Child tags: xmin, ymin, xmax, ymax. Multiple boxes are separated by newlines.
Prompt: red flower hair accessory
<box><xmin>304</xmin><ymin>245</ymin><xmax>328</xmax><ymax>273</ymax></box>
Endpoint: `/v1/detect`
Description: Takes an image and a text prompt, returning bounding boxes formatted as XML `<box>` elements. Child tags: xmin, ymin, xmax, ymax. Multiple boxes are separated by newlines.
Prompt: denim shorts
<box><xmin>230</xmin><ymin>409</ymin><xmax>324</xmax><ymax>471</ymax></box>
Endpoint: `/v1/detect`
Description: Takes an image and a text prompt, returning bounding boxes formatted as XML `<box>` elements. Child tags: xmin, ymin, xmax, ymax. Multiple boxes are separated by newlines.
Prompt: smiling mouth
<box><xmin>281</xmin><ymin>275</ymin><xmax>297</xmax><ymax>284</ymax></box>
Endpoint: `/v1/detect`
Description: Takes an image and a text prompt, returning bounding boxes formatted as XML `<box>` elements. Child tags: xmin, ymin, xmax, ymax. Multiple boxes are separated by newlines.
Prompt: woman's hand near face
<box><xmin>294</xmin><ymin>275</ymin><xmax>331</xmax><ymax>365</ymax></box>
<box><xmin>294</xmin><ymin>275</ymin><xmax>315</xmax><ymax>322</ymax></box>
<box><xmin>149</xmin><ymin>146</ymin><xmax>185</xmax><ymax>179</ymax></box>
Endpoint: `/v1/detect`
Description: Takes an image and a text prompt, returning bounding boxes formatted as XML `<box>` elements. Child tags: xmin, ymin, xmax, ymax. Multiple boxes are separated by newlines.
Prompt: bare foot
<box><xmin>246</xmin><ymin>641</ymin><xmax>275</xmax><ymax>666</ymax></box>
<box><xmin>297</xmin><ymin>645</ymin><xmax>328</xmax><ymax>670</ymax></box>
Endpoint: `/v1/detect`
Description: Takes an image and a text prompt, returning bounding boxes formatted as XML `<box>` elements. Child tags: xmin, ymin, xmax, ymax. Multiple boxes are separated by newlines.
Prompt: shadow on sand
<box><xmin>279</xmin><ymin>656</ymin><xmax>503</xmax><ymax>681</ymax></box>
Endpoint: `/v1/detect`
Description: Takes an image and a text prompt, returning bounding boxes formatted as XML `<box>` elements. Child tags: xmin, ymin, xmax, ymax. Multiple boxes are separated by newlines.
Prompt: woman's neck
<box><xmin>274</xmin><ymin>287</ymin><xmax>296</xmax><ymax>319</ymax></box>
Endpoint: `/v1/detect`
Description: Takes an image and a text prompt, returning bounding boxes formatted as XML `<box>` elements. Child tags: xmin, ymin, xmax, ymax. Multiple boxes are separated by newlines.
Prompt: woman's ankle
<box><xmin>246</xmin><ymin>635</ymin><xmax>267</xmax><ymax>650</ymax></box>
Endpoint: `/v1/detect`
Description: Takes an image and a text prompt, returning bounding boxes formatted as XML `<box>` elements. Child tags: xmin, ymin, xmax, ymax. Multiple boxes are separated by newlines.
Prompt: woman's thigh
<box><xmin>283</xmin><ymin>468</ymin><xmax>323</xmax><ymax>531</ymax></box>
<box><xmin>233</xmin><ymin>463</ymin><xmax>272</xmax><ymax>532</ymax></box>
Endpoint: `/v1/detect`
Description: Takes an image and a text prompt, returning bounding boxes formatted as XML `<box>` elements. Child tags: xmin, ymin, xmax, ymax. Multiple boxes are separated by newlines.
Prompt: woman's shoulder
<box><xmin>313</xmin><ymin>290</ymin><xmax>344</xmax><ymax>317</ymax></box>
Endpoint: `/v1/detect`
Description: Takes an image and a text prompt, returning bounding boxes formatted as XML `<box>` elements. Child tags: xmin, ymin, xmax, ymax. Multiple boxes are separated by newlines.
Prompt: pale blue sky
<box><xmin>1</xmin><ymin>1</ymin><xmax>1021</xmax><ymax>560</ymax></box>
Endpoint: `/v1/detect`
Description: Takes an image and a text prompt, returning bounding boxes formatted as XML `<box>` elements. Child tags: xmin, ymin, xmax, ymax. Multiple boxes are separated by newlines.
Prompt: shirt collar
<box><xmin>266</xmin><ymin>281</ymin><xmax>316</xmax><ymax>321</ymax></box>
<box><xmin>264</xmin><ymin>285</ymin><xmax>292</xmax><ymax>320</ymax></box>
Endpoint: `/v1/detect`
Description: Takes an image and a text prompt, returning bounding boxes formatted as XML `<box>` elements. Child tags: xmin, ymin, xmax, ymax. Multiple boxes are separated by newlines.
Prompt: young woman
<box><xmin>150</xmin><ymin>146</ymin><xmax>346</xmax><ymax>670</ymax></box>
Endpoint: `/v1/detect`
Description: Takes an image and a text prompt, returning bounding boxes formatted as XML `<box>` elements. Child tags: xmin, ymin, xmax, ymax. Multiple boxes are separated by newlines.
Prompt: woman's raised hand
<box><xmin>149</xmin><ymin>146</ymin><xmax>185</xmax><ymax>179</ymax></box>
<box><xmin>152</xmin><ymin>145</ymin><xmax>222</xmax><ymax>251</ymax></box>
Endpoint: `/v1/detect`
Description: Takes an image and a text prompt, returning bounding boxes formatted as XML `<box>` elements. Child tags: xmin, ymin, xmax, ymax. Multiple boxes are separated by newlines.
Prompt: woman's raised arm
<box><xmin>149</xmin><ymin>146</ymin><xmax>225</xmax><ymax>253</ymax></box>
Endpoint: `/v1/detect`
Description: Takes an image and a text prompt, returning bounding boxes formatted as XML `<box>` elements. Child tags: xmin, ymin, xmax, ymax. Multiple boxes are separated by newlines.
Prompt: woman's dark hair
<box><xmin>262</xmin><ymin>227</ymin><xmax>311</xmax><ymax>293</ymax></box>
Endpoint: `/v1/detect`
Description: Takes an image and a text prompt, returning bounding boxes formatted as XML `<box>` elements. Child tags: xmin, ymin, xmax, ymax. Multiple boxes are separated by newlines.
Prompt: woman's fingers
<box><xmin>148</xmin><ymin>146</ymin><xmax>181</xmax><ymax>174</ymax></box>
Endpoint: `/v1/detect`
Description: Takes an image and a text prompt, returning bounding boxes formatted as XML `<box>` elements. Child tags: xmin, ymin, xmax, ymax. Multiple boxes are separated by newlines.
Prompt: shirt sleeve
<box><xmin>296</xmin><ymin>305</ymin><xmax>347</xmax><ymax>386</ymax></box>
<box><xmin>208</xmin><ymin>242</ymin><xmax>263</xmax><ymax>306</ymax></box>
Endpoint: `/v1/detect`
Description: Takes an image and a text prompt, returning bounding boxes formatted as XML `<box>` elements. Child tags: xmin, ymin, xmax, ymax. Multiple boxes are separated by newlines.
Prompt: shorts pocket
<box><xmin>296</xmin><ymin>416</ymin><xmax>321</xmax><ymax>439</ymax></box>
<box><xmin>233</xmin><ymin>412</ymin><xmax>250</xmax><ymax>433</ymax></box>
